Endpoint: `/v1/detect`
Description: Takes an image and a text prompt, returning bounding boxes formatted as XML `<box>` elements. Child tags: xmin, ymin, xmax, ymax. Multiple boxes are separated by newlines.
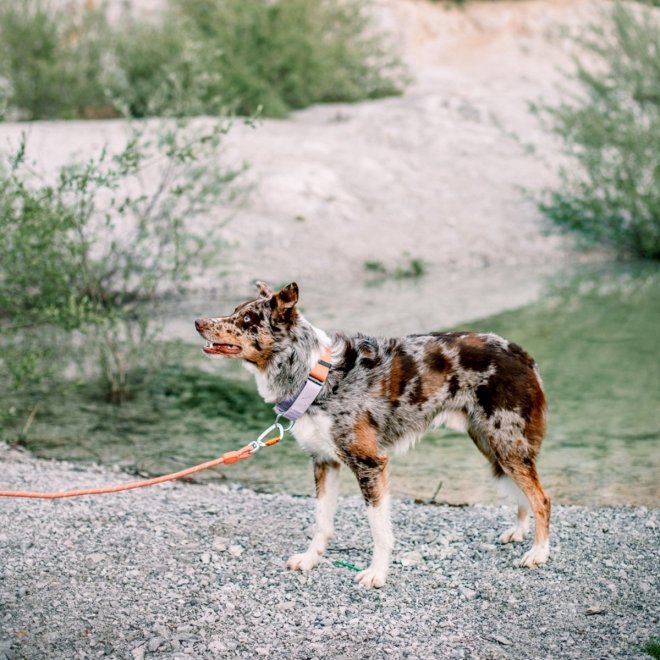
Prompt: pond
<box><xmin>5</xmin><ymin>260</ymin><xmax>659</xmax><ymax>507</ymax></box>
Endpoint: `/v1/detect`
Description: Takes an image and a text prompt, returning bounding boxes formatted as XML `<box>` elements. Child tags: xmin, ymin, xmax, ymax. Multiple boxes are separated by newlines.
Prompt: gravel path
<box><xmin>1</xmin><ymin>445</ymin><xmax>658</xmax><ymax>659</ymax></box>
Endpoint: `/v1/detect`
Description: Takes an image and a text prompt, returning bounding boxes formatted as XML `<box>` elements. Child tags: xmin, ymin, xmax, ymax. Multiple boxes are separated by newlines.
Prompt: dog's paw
<box><xmin>499</xmin><ymin>525</ymin><xmax>528</xmax><ymax>544</ymax></box>
<box><xmin>355</xmin><ymin>566</ymin><xmax>387</xmax><ymax>589</ymax></box>
<box><xmin>287</xmin><ymin>551</ymin><xmax>321</xmax><ymax>572</ymax></box>
<box><xmin>518</xmin><ymin>542</ymin><xmax>549</xmax><ymax>568</ymax></box>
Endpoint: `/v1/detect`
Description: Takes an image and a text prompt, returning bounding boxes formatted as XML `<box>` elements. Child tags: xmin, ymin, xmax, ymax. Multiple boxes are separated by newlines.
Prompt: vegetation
<box><xmin>0</xmin><ymin>2</ymin><xmax>112</xmax><ymax>120</ymax></box>
<box><xmin>0</xmin><ymin>0</ymin><xmax>405</xmax><ymax>121</ymax></box>
<box><xmin>365</xmin><ymin>256</ymin><xmax>427</xmax><ymax>280</ymax></box>
<box><xmin>644</xmin><ymin>639</ymin><xmax>660</xmax><ymax>660</ymax></box>
<box><xmin>535</xmin><ymin>2</ymin><xmax>660</xmax><ymax>259</ymax></box>
<box><xmin>0</xmin><ymin>120</ymin><xmax>244</xmax><ymax>404</ymax></box>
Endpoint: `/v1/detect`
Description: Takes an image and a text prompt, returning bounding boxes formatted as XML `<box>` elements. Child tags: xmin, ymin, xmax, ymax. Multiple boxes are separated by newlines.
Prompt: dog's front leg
<box><xmin>348</xmin><ymin>455</ymin><xmax>393</xmax><ymax>588</ymax></box>
<box><xmin>287</xmin><ymin>460</ymin><xmax>341</xmax><ymax>572</ymax></box>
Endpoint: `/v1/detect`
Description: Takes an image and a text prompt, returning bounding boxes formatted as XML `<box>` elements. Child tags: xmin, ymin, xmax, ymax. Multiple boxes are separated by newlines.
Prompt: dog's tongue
<box><xmin>203</xmin><ymin>343</ymin><xmax>241</xmax><ymax>355</ymax></box>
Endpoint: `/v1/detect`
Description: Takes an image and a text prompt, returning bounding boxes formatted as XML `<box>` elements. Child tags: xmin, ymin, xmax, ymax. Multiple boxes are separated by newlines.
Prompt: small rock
<box><xmin>490</xmin><ymin>635</ymin><xmax>512</xmax><ymax>646</ymax></box>
<box><xmin>200</xmin><ymin>552</ymin><xmax>211</xmax><ymax>564</ymax></box>
<box><xmin>130</xmin><ymin>645</ymin><xmax>145</xmax><ymax>660</ymax></box>
<box><xmin>147</xmin><ymin>637</ymin><xmax>166</xmax><ymax>653</ymax></box>
<box><xmin>228</xmin><ymin>545</ymin><xmax>243</xmax><ymax>558</ymax></box>
<box><xmin>399</xmin><ymin>550</ymin><xmax>424</xmax><ymax>567</ymax></box>
<box><xmin>460</xmin><ymin>586</ymin><xmax>477</xmax><ymax>600</ymax></box>
<box><xmin>208</xmin><ymin>639</ymin><xmax>225</xmax><ymax>653</ymax></box>
<box><xmin>212</xmin><ymin>537</ymin><xmax>228</xmax><ymax>551</ymax></box>
<box><xmin>152</xmin><ymin>624</ymin><xmax>169</xmax><ymax>639</ymax></box>
<box><xmin>586</xmin><ymin>606</ymin><xmax>607</xmax><ymax>616</ymax></box>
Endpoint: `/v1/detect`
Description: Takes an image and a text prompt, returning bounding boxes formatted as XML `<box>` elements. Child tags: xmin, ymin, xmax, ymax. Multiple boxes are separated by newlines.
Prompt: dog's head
<box><xmin>195</xmin><ymin>281</ymin><xmax>299</xmax><ymax>368</ymax></box>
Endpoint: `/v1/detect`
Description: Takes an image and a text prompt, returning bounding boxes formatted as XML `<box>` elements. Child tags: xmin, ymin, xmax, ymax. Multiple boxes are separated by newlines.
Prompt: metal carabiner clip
<box><xmin>248</xmin><ymin>415</ymin><xmax>292</xmax><ymax>455</ymax></box>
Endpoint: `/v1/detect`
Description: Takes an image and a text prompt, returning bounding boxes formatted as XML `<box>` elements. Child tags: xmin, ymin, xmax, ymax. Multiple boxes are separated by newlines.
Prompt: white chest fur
<box><xmin>291</xmin><ymin>412</ymin><xmax>337</xmax><ymax>462</ymax></box>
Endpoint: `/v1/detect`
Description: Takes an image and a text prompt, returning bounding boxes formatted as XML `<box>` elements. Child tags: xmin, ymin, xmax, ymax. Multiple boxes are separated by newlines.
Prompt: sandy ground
<box><xmin>0</xmin><ymin>0</ymin><xmax>609</xmax><ymax>337</ymax></box>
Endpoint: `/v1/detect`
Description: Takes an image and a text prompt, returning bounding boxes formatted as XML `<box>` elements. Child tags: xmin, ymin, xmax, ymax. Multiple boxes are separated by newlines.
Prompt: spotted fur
<box><xmin>196</xmin><ymin>282</ymin><xmax>551</xmax><ymax>587</ymax></box>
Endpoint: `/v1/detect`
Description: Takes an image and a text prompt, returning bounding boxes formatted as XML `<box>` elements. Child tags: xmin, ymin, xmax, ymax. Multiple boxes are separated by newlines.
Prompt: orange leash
<box><xmin>0</xmin><ymin>435</ymin><xmax>281</xmax><ymax>500</ymax></box>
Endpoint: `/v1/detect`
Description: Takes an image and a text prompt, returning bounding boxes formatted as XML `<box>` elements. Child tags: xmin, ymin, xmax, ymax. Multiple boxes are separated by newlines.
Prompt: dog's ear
<box><xmin>270</xmin><ymin>283</ymin><xmax>299</xmax><ymax>325</ymax></box>
<box><xmin>273</xmin><ymin>282</ymin><xmax>299</xmax><ymax>309</ymax></box>
<box><xmin>255</xmin><ymin>280</ymin><xmax>274</xmax><ymax>298</ymax></box>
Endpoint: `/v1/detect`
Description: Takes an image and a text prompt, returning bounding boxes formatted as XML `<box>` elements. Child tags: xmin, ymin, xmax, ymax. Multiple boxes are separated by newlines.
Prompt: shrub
<box><xmin>535</xmin><ymin>2</ymin><xmax>660</xmax><ymax>258</ymax></box>
<box><xmin>0</xmin><ymin>0</ymin><xmax>405</xmax><ymax>120</ymax></box>
<box><xmin>0</xmin><ymin>1</ymin><xmax>113</xmax><ymax>120</ymax></box>
<box><xmin>0</xmin><ymin>119</ymin><xmax>245</xmax><ymax>401</ymax></box>
<box><xmin>171</xmin><ymin>0</ymin><xmax>405</xmax><ymax>117</ymax></box>
<box><xmin>364</xmin><ymin>255</ymin><xmax>427</xmax><ymax>280</ymax></box>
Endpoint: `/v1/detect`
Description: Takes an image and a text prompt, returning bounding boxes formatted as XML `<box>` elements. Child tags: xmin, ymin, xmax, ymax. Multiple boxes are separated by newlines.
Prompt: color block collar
<box><xmin>275</xmin><ymin>346</ymin><xmax>333</xmax><ymax>421</ymax></box>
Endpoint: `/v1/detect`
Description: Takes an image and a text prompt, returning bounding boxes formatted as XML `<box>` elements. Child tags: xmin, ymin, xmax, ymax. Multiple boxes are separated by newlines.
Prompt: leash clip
<box><xmin>249</xmin><ymin>415</ymin><xmax>293</xmax><ymax>455</ymax></box>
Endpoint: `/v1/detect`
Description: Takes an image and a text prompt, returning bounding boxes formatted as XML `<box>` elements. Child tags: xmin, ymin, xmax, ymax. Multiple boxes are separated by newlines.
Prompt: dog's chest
<box><xmin>291</xmin><ymin>412</ymin><xmax>337</xmax><ymax>462</ymax></box>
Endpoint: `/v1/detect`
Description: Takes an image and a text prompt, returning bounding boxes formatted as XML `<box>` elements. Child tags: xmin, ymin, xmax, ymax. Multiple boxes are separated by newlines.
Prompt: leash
<box><xmin>0</xmin><ymin>416</ymin><xmax>293</xmax><ymax>500</ymax></box>
<box><xmin>1</xmin><ymin>345</ymin><xmax>333</xmax><ymax>500</ymax></box>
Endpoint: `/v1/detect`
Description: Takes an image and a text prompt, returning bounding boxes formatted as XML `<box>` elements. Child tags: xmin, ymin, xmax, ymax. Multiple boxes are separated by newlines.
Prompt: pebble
<box><xmin>399</xmin><ymin>550</ymin><xmax>424</xmax><ymax>567</ymax></box>
<box><xmin>146</xmin><ymin>637</ymin><xmax>166</xmax><ymax>653</ymax></box>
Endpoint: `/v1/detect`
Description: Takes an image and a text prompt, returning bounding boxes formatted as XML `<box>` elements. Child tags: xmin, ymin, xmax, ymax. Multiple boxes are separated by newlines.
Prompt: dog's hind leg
<box><xmin>498</xmin><ymin>455</ymin><xmax>551</xmax><ymax>568</ymax></box>
<box><xmin>467</xmin><ymin>428</ymin><xmax>531</xmax><ymax>544</ymax></box>
<box><xmin>287</xmin><ymin>460</ymin><xmax>341</xmax><ymax>572</ymax></box>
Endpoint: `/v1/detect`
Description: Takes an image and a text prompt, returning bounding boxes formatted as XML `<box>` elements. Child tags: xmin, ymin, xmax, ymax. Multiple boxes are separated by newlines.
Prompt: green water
<box><xmin>3</xmin><ymin>261</ymin><xmax>659</xmax><ymax>505</ymax></box>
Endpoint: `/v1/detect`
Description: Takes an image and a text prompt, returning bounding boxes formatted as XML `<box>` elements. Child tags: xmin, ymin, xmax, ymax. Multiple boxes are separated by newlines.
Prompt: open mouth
<box><xmin>202</xmin><ymin>342</ymin><xmax>242</xmax><ymax>356</ymax></box>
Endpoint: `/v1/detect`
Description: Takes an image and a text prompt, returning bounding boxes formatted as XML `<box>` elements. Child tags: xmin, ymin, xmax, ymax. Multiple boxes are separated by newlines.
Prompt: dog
<box><xmin>195</xmin><ymin>281</ymin><xmax>550</xmax><ymax>588</ymax></box>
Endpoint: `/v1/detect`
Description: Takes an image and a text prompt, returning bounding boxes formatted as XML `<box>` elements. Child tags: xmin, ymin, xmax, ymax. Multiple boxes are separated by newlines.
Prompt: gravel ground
<box><xmin>0</xmin><ymin>444</ymin><xmax>658</xmax><ymax>659</ymax></box>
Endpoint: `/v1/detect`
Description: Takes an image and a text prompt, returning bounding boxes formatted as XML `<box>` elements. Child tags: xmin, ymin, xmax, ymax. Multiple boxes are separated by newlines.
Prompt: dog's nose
<box><xmin>195</xmin><ymin>318</ymin><xmax>207</xmax><ymax>332</ymax></box>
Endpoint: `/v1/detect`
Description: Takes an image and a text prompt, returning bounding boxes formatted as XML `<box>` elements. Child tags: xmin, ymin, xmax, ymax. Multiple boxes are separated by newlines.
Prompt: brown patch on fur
<box><xmin>476</xmin><ymin>350</ymin><xmax>540</xmax><ymax>419</ymax></box>
<box><xmin>463</xmin><ymin>334</ymin><xmax>486</xmax><ymax>348</ymax></box>
<box><xmin>458</xmin><ymin>343</ymin><xmax>492</xmax><ymax>372</ymax></box>
<box><xmin>388</xmin><ymin>355</ymin><xmax>403</xmax><ymax>402</ymax></box>
<box><xmin>524</xmin><ymin>378</ymin><xmax>547</xmax><ymax>449</ymax></box>
<box><xmin>347</xmin><ymin>411</ymin><xmax>389</xmax><ymax>505</ymax></box>
<box><xmin>378</xmin><ymin>376</ymin><xmax>388</xmax><ymax>398</ymax></box>
<box><xmin>314</xmin><ymin>460</ymin><xmax>340</xmax><ymax>497</ymax></box>
<box><xmin>246</xmin><ymin>329</ymin><xmax>275</xmax><ymax>370</ymax></box>
<box><xmin>351</xmin><ymin>412</ymin><xmax>380</xmax><ymax>457</ymax></box>
<box><xmin>388</xmin><ymin>346</ymin><xmax>418</xmax><ymax>403</ymax></box>
<box><xmin>421</xmin><ymin>343</ymin><xmax>453</xmax><ymax>400</ymax></box>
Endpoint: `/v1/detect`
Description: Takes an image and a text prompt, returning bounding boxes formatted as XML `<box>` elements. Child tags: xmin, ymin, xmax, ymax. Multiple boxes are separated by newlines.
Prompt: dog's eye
<box><xmin>243</xmin><ymin>314</ymin><xmax>251</xmax><ymax>324</ymax></box>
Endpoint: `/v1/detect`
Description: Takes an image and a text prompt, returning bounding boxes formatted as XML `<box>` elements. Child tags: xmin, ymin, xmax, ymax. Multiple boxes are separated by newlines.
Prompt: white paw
<box><xmin>499</xmin><ymin>525</ymin><xmax>528</xmax><ymax>544</ymax></box>
<box><xmin>355</xmin><ymin>566</ymin><xmax>387</xmax><ymax>589</ymax></box>
<box><xmin>287</xmin><ymin>551</ymin><xmax>321</xmax><ymax>572</ymax></box>
<box><xmin>519</xmin><ymin>542</ymin><xmax>550</xmax><ymax>568</ymax></box>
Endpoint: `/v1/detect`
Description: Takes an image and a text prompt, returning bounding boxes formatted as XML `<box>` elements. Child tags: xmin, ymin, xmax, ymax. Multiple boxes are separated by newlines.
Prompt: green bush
<box><xmin>0</xmin><ymin>120</ymin><xmax>245</xmax><ymax>401</ymax></box>
<box><xmin>0</xmin><ymin>0</ymin><xmax>405</xmax><ymax>120</ymax></box>
<box><xmin>535</xmin><ymin>2</ymin><xmax>660</xmax><ymax>258</ymax></box>
<box><xmin>0</xmin><ymin>1</ymin><xmax>113</xmax><ymax>120</ymax></box>
<box><xmin>174</xmin><ymin>0</ymin><xmax>404</xmax><ymax>117</ymax></box>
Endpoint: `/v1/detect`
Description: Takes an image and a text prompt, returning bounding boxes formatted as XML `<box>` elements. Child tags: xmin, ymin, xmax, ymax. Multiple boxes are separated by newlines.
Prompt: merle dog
<box><xmin>196</xmin><ymin>281</ymin><xmax>550</xmax><ymax>588</ymax></box>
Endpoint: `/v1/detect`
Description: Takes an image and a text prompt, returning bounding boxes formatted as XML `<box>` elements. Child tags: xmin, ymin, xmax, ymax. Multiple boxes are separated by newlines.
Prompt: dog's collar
<box><xmin>275</xmin><ymin>346</ymin><xmax>333</xmax><ymax>421</ymax></box>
